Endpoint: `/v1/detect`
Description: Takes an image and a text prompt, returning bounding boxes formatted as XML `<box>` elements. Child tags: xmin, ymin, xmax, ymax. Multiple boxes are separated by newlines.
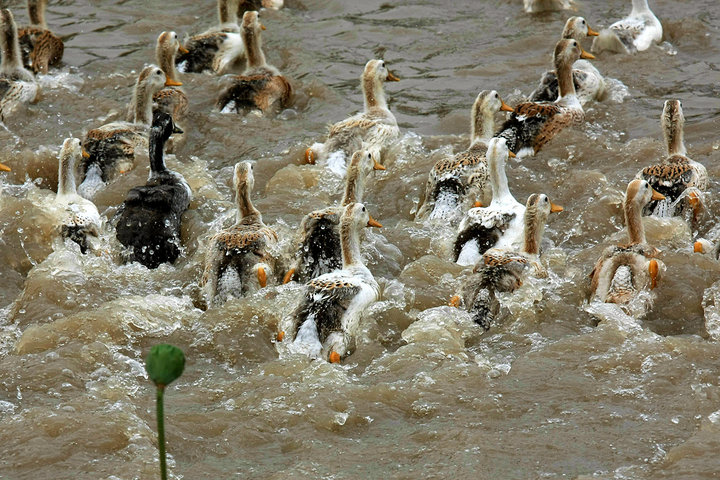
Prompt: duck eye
<box><xmin>362</xmin><ymin>206</ymin><xmax>366</xmax><ymax>212</ymax></box>
<box><xmin>367</xmin><ymin>153</ymin><xmax>371</xmax><ymax>159</ymax></box>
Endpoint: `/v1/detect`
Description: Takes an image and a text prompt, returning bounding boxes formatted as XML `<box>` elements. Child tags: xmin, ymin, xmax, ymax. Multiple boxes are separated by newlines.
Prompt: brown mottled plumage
<box><xmin>17</xmin><ymin>0</ymin><xmax>63</xmax><ymax>74</ymax></box>
<box><xmin>202</xmin><ymin>161</ymin><xmax>278</xmax><ymax>305</ymax></box>
<box><xmin>216</xmin><ymin>11</ymin><xmax>292</xmax><ymax>113</ymax></box>
<box><xmin>589</xmin><ymin>180</ymin><xmax>665</xmax><ymax>306</ymax></box>
<box><xmin>417</xmin><ymin>90</ymin><xmax>514</xmax><ymax>221</ymax></box>
<box><xmin>497</xmin><ymin>39</ymin><xmax>593</xmax><ymax>155</ymax></box>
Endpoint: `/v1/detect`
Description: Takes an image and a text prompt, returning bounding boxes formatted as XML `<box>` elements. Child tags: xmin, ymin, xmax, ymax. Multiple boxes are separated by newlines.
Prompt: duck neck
<box><xmin>28</xmin><ymin>0</ymin><xmax>47</xmax><ymax>28</ymax></box>
<box><xmin>664</xmin><ymin>123</ymin><xmax>685</xmax><ymax>156</ymax></box>
<box><xmin>149</xmin><ymin>132</ymin><xmax>168</xmax><ymax>175</ymax></box>
<box><xmin>218</xmin><ymin>0</ymin><xmax>235</xmax><ymax>25</ymax></box>
<box><xmin>488</xmin><ymin>152</ymin><xmax>511</xmax><ymax>202</ymax></box>
<box><xmin>157</xmin><ymin>47</ymin><xmax>180</xmax><ymax>84</ymax></box>
<box><xmin>1</xmin><ymin>19</ymin><xmax>23</xmax><ymax>73</ymax></box>
<box><xmin>133</xmin><ymin>81</ymin><xmax>154</xmax><ymax>124</ymax></box>
<box><xmin>523</xmin><ymin>210</ymin><xmax>545</xmax><ymax>255</ymax></box>
<box><xmin>631</xmin><ymin>0</ymin><xmax>650</xmax><ymax>14</ymax></box>
<box><xmin>341</xmin><ymin>165</ymin><xmax>365</xmax><ymax>206</ymax></box>
<box><xmin>363</xmin><ymin>77</ymin><xmax>387</xmax><ymax>111</ymax></box>
<box><xmin>340</xmin><ymin>218</ymin><xmax>362</xmax><ymax>268</ymax></box>
<box><xmin>236</xmin><ymin>181</ymin><xmax>259</xmax><ymax>222</ymax></box>
<box><xmin>243</xmin><ymin>27</ymin><xmax>266</xmax><ymax>69</ymax></box>
<box><xmin>471</xmin><ymin>107</ymin><xmax>494</xmax><ymax>145</ymax></box>
<box><xmin>625</xmin><ymin>200</ymin><xmax>645</xmax><ymax>244</ymax></box>
<box><xmin>556</xmin><ymin>58</ymin><xmax>576</xmax><ymax>101</ymax></box>
<box><xmin>57</xmin><ymin>152</ymin><xmax>77</xmax><ymax>197</ymax></box>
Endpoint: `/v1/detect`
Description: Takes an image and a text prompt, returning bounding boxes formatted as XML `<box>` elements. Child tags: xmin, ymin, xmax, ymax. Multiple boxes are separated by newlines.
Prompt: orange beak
<box><xmin>649</xmin><ymin>259</ymin><xmax>659</xmax><ymax>289</ymax></box>
<box><xmin>261</xmin><ymin>24</ymin><xmax>266</xmax><ymax>30</ymax></box>
<box><xmin>367</xmin><ymin>215</ymin><xmax>382</xmax><ymax>228</ymax></box>
<box><xmin>449</xmin><ymin>295</ymin><xmax>461</xmax><ymax>307</ymax></box>
<box><xmin>587</xmin><ymin>26</ymin><xmax>599</xmax><ymax>37</ymax></box>
<box><xmin>500</xmin><ymin>100</ymin><xmax>514</xmax><ymax>113</ymax></box>
<box><xmin>550</xmin><ymin>203</ymin><xmax>563</xmax><ymax>213</ymax></box>
<box><xmin>0</xmin><ymin>162</ymin><xmax>10</xmax><ymax>172</ymax></box>
<box><xmin>82</xmin><ymin>149</ymin><xmax>91</xmax><ymax>159</ymax></box>
<box><xmin>508</xmin><ymin>150</ymin><xmax>516</xmax><ymax>158</ymax></box>
<box><xmin>373</xmin><ymin>159</ymin><xmax>386</xmax><ymax>171</ymax></box>
<box><xmin>651</xmin><ymin>188</ymin><xmax>665</xmax><ymax>201</ymax></box>
<box><xmin>178</xmin><ymin>45</ymin><xmax>189</xmax><ymax>54</ymax></box>
<box><xmin>580</xmin><ymin>48</ymin><xmax>595</xmax><ymax>60</ymax></box>
<box><xmin>694</xmin><ymin>241</ymin><xmax>704</xmax><ymax>254</ymax></box>
<box><xmin>276</xmin><ymin>331</ymin><xmax>285</xmax><ymax>342</ymax></box>
<box><xmin>386</xmin><ymin>71</ymin><xmax>400</xmax><ymax>82</ymax></box>
<box><xmin>165</xmin><ymin>78</ymin><xmax>183</xmax><ymax>87</ymax></box>
<box><xmin>328</xmin><ymin>351</ymin><xmax>341</xmax><ymax>363</ymax></box>
<box><xmin>473</xmin><ymin>201</ymin><xmax>483</xmax><ymax>208</ymax></box>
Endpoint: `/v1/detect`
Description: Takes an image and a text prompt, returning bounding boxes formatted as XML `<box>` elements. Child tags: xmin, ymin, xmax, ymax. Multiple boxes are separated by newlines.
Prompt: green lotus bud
<box><xmin>145</xmin><ymin>344</ymin><xmax>185</xmax><ymax>387</ymax></box>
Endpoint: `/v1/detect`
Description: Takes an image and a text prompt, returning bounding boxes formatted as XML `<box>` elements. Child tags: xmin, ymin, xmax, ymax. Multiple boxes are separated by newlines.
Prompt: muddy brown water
<box><xmin>2</xmin><ymin>0</ymin><xmax>720</xmax><ymax>478</ymax></box>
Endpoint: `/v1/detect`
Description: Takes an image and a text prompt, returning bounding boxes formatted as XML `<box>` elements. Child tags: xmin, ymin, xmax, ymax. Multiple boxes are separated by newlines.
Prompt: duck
<box><xmin>496</xmin><ymin>38</ymin><xmax>593</xmax><ymax>156</ymax></box>
<box><xmin>216</xmin><ymin>10</ymin><xmax>292</xmax><ymax>114</ymax></box>
<box><xmin>453</xmin><ymin>137</ymin><xmax>524</xmax><ymax>266</ymax></box>
<box><xmin>17</xmin><ymin>0</ymin><xmax>63</xmax><ymax>74</ymax></box>
<box><xmin>523</xmin><ymin>0</ymin><xmax>575</xmax><ymax>13</ymax></box>
<box><xmin>0</xmin><ymin>9</ymin><xmax>38</xmax><ymax>120</ymax></box>
<box><xmin>201</xmin><ymin>161</ymin><xmax>278</xmax><ymax>305</ymax></box>
<box><xmin>113</xmin><ymin>111</ymin><xmax>190</xmax><ymax>269</ymax></box>
<box><xmin>175</xmin><ymin>0</ymin><xmax>246</xmax><ymax>74</ymax></box>
<box><xmin>279</xmin><ymin>202</ymin><xmax>381</xmax><ymax>363</ymax></box>
<box><xmin>589</xmin><ymin>179</ymin><xmax>665</xmax><ymax>305</ymax></box>
<box><xmin>416</xmin><ymin>90</ymin><xmax>514</xmax><ymax>222</ymax></box>
<box><xmin>283</xmin><ymin>150</ymin><xmax>385</xmax><ymax>284</ymax></box>
<box><xmin>150</xmin><ymin>31</ymin><xmax>188</xmax><ymax>123</ymax></box>
<box><xmin>305</xmin><ymin>59</ymin><xmax>400</xmax><ymax>169</ymax></box>
<box><xmin>449</xmin><ymin>193</ymin><xmax>562</xmax><ymax>329</ymax></box>
<box><xmin>79</xmin><ymin>65</ymin><xmax>170</xmax><ymax>199</ymax></box>
<box><xmin>635</xmin><ymin>99</ymin><xmax>707</xmax><ymax>223</ymax></box>
<box><xmin>591</xmin><ymin>0</ymin><xmax>662</xmax><ymax>54</ymax></box>
<box><xmin>54</xmin><ymin>138</ymin><xmax>102</xmax><ymax>254</ymax></box>
<box><xmin>529</xmin><ymin>17</ymin><xmax>605</xmax><ymax>105</ymax></box>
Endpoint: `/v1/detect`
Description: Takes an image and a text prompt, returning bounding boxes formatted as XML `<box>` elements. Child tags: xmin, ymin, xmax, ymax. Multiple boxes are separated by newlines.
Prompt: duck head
<box><xmin>523</xmin><ymin>193</ymin><xmax>563</xmax><ymax>255</ymax></box>
<box><xmin>156</xmin><ymin>31</ymin><xmax>187</xmax><ymax>86</ymax></box>
<box><xmin>471</xmin><ymin>90</ymin><xmax>514</xmax><ymax>143</ymax></box>
<box><xmin>362</xmin><ymin>59</ymin><xmax>399</xmax><ymax>110</ymax></box>
<box><xmin>151</xmin><ymin>110</ymin><xmax>183</xmax><ymax>143</ymax></box>
<box><xmin>562</xmin><ymin>17</ymin><xmax>599</xmax><ymax>41</ymax></box>
<box><xmin>624</xmin><ymin>179</ymin><xmax>665</xmax><ymax>244</ymax></box>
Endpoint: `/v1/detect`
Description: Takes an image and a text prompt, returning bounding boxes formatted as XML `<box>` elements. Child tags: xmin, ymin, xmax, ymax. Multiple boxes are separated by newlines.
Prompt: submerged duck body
<box><xmin>589</xmin><ymin>180</ymin><xmax>665</xmax><ymax>306</ymax></box>
<box><xmin>285</xmin><ymin>150</ymin><xmax>384</xmax><ymax>284</ymax></box>
<box><xmin>202</xmin><ymin>161</ymin><xmax>278</xmax><ymax>305</ymax></box>
<box><xmin>529</xmin><ymin>17</ymin><xmax>605</xmax><ymax>106</ymax></box>
<box><xmin>281</xmin><ymin>203</ymin><xmax>380</xmax><ymax>363</ymax></box>
<box><xmin>216</xmin><ymin>10</ymin><xmax>292</xmax><ymax>114</ymax></box>
<box><xmin>591</xmin><ymin>0</ymin><xmax>662</xmax><ymax>54</ymax></box>
<box><xmin>80</xmin><ymin>65</ymin><xmax>169</xmax><ymax>199</ymax></box>
<box><xmin>417</xmin><ymin>90</ymin><xmax>514</xmax><ymax>222</ymax></box>
<box><xmin>497</xmin><ymin>39</ymin><xmax>592</xmax><ymax>156</ymax></box>
<box><xmin>306</xmin><ymin>59</ymin><xmax>400</xmax><ymax>168</ymax></box>
<box><xmin>17</xmin><ymin>0</ymin><xmax>63</xmax><ymax>74</ymax></box>
<box><xmin>114</xmin><ymin>111</ymin><xmax>190</xmax><ymax>269</ymax></box>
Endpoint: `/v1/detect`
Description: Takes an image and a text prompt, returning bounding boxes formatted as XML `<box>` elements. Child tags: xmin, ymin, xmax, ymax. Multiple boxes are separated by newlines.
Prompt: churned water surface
<box><xmin>2</xmin><ymin>0</ymin><xmax>720</xmax><ymax>478</ymax></box>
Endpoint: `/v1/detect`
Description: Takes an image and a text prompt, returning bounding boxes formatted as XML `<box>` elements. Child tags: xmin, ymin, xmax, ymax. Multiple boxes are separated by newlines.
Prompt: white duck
<box><xmin>523</xmin><ymin>0</ymin><xmax>575</xmax><ymax>13</ymax></box>
<box><xmin>589</xmin><ymin>179</ymin><xmax>665</xmax><ymax>305</ymax></box>
<box><xmin>635</xmin><ymin>99</ymin><xmax>707</xmax><ymax>222</ymax></box>
<box><xmin>416</xmin><ymin>90</ymin><xmax>514</xmax><ymax>222</ymax></box>
<box><xmin>279</xmin><ymin>202</ymin><xmax>381</xmax><ymax>363</ymax></box>
<box><xmin>55</xmin><ymin>138</ymin><xmax>102</xmax><ymax>254</ymax></box>
<box><xmin>591</xmin><ymin>0</ymin><xmax>662</xmax><ymax>54</ymax></box>
<box><xmin>454</xmin><ymin>137</ymin><xmax>524</xmax><ymax>266</ymax></box>
<box><xmin>497</xmin><ymin>39</ymin><xmax>594</xmax><ymax>156</ymax></box>
<box><xmin>0</xmin><ymin>9</ymin><xmax>38</xmax><ymax>120</ymax></box>
<box><xmin>529</xmin><ymin>17</ymin><xmax>605</xmax><ymax>105</ymax></box>
<box><xmin>450</xmin><ymin>193</ymin><xmax>562</xmax><ymax>328</ymax></box>
<box><xmin>305</xmin><ymin>59</ymin><xmax>400</xmax><ymax>171</ymax></box>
